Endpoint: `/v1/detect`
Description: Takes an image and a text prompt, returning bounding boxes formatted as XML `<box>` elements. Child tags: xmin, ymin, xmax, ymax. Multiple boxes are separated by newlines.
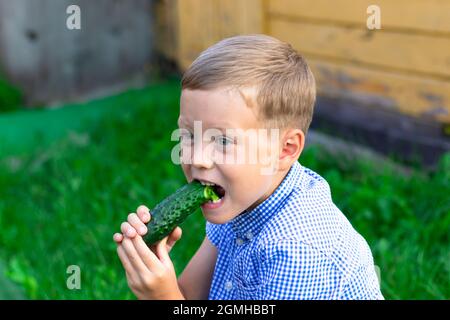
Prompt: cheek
<box><xmin>181</xmin><ymin>164</ymin><xmax>191</xmax><ymax>181</ymax></box>
<box><xmin>225</xmin><ymin>165</ymin><xmax>265</xmax><ymax>195</ymax></box>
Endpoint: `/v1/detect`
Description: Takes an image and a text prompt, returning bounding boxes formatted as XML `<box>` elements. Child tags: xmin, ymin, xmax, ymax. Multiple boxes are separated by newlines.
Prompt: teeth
<box><xmin>199</xmin><ymin>180</ymin><xmax>215</xmax><ymax>186</ymax></box>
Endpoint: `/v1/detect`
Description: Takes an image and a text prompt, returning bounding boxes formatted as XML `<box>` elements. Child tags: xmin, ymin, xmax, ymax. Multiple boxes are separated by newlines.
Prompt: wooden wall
<box><xmin>155</xmin><ymin>0</ymin><xmax>450</xmax><ymax>126</ymax></box>
<box><xmin>155</xmin><ymin>0</ymin><xmax>264</xmax><ymax>70</ymax></box>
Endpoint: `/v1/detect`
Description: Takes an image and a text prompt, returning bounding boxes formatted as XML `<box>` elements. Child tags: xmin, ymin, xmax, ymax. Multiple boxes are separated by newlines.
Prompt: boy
<box><xmin>113</xmin><ymin>34</ymin><xmax>384</xmax><ymax>300</ymax></box>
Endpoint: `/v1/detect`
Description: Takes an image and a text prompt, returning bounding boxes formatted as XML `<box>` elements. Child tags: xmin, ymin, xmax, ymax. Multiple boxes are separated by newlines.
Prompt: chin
<box><xmin>202</xmin><ymin>213</ymin><xmax>228</xmax><ymax>225</ymax></box>
<box><xmin>201</xmin><ymin>207</ymin><xmax>242</xmax><ymax>225</ymax></box>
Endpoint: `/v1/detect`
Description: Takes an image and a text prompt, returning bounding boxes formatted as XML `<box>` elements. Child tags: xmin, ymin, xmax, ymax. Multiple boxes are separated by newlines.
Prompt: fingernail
<box><xmin>126</xmin><ymin>229</ymin><xmax>134</xmax><ymax>237</ymax></box>
<box><xmin>139</xmin><ymin>226</ymin><xmax>147</xmax><ymax>234</ymax></box>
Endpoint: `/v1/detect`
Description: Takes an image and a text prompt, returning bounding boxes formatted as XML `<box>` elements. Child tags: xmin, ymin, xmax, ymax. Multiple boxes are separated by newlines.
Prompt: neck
<box><xmin>246</xmin><ymin>166</ymin><xmax>291</xmax><ymax>212</ymax></box>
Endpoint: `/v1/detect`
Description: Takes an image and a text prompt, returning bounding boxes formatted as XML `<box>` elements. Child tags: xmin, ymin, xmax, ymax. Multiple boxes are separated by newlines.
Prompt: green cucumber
<box><xmin>143</xmin><ymin>180</ymin><xmax>219</xmax><ymax>245</ymax></box>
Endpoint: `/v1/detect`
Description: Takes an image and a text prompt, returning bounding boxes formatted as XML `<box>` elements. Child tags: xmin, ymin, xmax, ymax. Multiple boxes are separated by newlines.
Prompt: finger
<box><xmin>156</xmin><ymin>236</ymin><xmax>171</xmax><ymax>265</ymax></box>
<box><xmin>121</xmin><ymin>221</ymin><xmax>136</xmax><ymax>238</ymax></box>
<box><xmin>166</xmin><ymin>227</ymin><xmax>182</xmax><ymax>251</ymax></box>
<box><xmin>137</xmin><ymin>205</ymin><xmax>151</xmax><ymax>223</ymax></box>
<box><xmin>113</xmin><ymin>233</ymin><xmax>123</xmax><ymax>243</ymax></box>
<box><xmin>117</xmin><ymin>244</ymin><xmax>139</xmax><ymax>284</ymax></box>
<box><xmin>132</xmin><ymin>235</ymin><xmax>164</xmax><ymax>272</ymax></box>
<box><xmin>121</xmin><ymin>237</ymin><xmax>153</xmax><ymax>276</ymax></box>
<box><xmin>127</xmin><ymin>213</ymin><xmax>147</xmax><ymax>236</ymax></box>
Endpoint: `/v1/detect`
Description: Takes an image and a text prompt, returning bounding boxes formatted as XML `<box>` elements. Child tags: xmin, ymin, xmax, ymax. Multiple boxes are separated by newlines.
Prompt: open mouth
<box><xmin>195</xmin><ymin>179</ymin><xmax>226</xmax><ymax>203</ymax></box>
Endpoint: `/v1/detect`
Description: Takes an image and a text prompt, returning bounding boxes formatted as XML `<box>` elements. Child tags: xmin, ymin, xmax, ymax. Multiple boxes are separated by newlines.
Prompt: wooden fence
<box><xmin>155</xmin><ymin>0</ymin><xmax>450</xmax><ymax>125</ymax></box>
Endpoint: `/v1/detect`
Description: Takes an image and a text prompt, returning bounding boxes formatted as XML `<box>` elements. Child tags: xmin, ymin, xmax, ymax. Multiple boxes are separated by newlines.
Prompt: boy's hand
<box><xmin>113</xmin><ymin>205</ymin><xmax>184</xmax><ymax>300</ymax></box>
<box><xmin>113</xmin><ymin>205</ymin><xmax>182</xmax><ymax>253</ymax></box>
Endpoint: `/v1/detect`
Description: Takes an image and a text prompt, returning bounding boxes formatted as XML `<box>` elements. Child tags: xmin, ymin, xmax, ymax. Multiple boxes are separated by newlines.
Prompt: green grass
<box><xmin>0</xmin><ymin>261</ymin><xmax>26</xmax><ymax>299</ymax></box>
<box><xmin>0</xmin><ymin>79</ymin><xmax>449</xmax><ymax>299</ymax></box>
<box><xmin>0</xmin><ymin>76</ymin><xmax>22</xmax><ymax>113</ymax></box>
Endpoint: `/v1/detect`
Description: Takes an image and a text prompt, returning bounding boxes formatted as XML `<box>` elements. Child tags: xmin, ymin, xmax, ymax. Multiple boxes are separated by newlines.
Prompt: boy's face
<box><xmin>178</xmin><ymin>87</ymin><xmax>283</xmax><ymax>224</ymax></box>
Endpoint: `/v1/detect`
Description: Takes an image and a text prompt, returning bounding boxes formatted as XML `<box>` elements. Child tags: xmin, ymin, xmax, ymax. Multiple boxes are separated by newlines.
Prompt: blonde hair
<box><xmin>181</xmin><ymin>34</ymin><xmax>316</xmax><ymax>135</ymax></box>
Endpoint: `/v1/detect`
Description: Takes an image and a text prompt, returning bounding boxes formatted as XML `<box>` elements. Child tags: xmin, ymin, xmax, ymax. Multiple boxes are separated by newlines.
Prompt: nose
<box><xmin>192</xmin><ymin>139</ymin><xmax>214</xmax><ymax>169</ymax></box>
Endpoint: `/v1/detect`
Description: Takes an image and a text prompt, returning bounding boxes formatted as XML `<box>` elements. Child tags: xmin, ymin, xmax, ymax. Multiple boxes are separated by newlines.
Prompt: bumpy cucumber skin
<box><xmin>143</xmin><ymin>181</ymin><xmax>216</xmax><ymax>245</ymax></box>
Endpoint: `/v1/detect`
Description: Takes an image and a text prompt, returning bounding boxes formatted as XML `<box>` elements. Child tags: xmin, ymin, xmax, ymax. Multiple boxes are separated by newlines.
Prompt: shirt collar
<box><xmin>229</xmin><ymin>161</ymin><xmax>303</xmax><ymax>241</ymax></box>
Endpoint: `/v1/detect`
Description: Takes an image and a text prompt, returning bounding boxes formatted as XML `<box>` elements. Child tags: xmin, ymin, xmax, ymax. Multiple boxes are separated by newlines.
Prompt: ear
<box><xmin>278</xmin><ymin>129</ymin><xmax>305</xmax><ymax>171</ymax></box>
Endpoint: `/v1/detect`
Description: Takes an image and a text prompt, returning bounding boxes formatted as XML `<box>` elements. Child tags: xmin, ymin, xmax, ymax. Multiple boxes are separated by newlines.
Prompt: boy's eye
<box><xmin>215</xmin><ymin>136</ymin><xmax>233</xmax><ymax>147</ymax></box>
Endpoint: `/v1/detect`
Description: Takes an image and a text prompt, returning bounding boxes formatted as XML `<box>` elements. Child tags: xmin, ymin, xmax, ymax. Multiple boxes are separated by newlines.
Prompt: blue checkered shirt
<box><xmin>205</xmin><ymin>161</ymin><xmax>384</xmax><ymax>300</ymax></box>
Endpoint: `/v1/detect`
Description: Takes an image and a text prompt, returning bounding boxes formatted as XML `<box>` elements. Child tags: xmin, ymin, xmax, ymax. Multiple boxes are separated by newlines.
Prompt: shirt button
<box><xmin>236</xmin><ymin>238</ymin><xmax>244</xmax><ymax>245</ymax></box>
<box><xmin>245</xmin><ymin>231</ymin><xmax>253</xmax><ymax>240</ymax></box>
<box><xmin>224</xmin><ymin>280</ymin><xmax>233</xmax><ymax>290</ymax></box>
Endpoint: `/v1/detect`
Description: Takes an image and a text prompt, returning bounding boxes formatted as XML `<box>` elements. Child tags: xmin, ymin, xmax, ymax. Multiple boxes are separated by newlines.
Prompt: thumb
<box><xmin>156</xmin><ymin>236</ymin><xmax>172</xmax><ymax>265</ymax></box>
<box><xmin>166</xmin><ymin>227</ymin><xmax>182</xmax><ymax>252</ymax></box>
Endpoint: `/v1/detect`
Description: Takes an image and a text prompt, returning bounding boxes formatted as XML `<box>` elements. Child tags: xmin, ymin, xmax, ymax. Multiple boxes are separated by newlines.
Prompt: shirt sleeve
<box><xmin>205</xmin><ymin>221</ymin><xmax>223</xmax><ymax>248</ymax></box>
<box><xmin>235</xmin><ymin>240</ymin><xmax>341</xmax><ymax>300</ymax></box>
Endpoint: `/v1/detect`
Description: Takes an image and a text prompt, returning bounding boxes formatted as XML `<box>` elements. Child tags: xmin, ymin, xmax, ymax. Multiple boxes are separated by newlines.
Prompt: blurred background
<box><xmin>0</xmin><ymin>0</ymin><xmax>448</xmax><ymax>299</ymax></box>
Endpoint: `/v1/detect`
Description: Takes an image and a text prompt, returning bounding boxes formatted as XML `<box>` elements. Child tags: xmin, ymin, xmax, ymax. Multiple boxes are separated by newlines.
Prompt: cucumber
<box><xmin>143</xmin><ymin>180</ymin><xmax>220</xmax><ymax>245</ymax></box>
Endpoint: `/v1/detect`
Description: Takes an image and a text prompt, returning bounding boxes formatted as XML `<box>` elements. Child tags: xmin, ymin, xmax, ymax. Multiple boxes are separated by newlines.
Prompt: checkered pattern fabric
<box><xmin>205</xmin><ymin>161</ymin><xmax>384</xmax><ymax>300</ymax></box>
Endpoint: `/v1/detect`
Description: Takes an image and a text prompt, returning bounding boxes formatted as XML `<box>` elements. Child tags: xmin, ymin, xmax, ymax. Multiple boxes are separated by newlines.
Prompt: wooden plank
<box><xmin>306</xmin><ymin>130</ymin><xmax>423</xmax><ymax>175</ymax></box>
<box><xmin>307</xmin><ymin>58</ymin><xmax>450</xmax><ymax>123</ymax></box>
<box><xmin>268</xmin><ymin>0</ymin><xmax>450</xmax><ymax>34</ymax></box>
<box><xmin>176</xmin><ymin>0</ymin><xmax>264</xmax><ymax>70</ymax></box>
<box><xmin>311</xmin><ymin>96</ymin><xmax>450</xmax><ymax>169</ymax></box>
<box><xmin>153</xmin><ymin>0</ymin><xmax>179</xmax><ymax>62</ymax></box>
<box><xmin>270</xmin><ymin>18</ymin><xmax>450</xmax><ymax>79</ymax></box>
<box><xmin>177</xmin><ymin>0</ymin><xmax>217</xmax><ymax>69</ymax></box>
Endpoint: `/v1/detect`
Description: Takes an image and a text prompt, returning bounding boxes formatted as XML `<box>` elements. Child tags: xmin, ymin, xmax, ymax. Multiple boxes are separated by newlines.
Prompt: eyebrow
<box><xmin>177</xmin><ymin>119</ymin><xmax>235</xmax><ymax>133</ymax></box>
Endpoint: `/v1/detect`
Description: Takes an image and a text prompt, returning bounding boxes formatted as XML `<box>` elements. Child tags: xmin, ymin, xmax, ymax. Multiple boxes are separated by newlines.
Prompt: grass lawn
<box><xmin>0</xmin><ymin>79</ymin><xmax>449</xmax><ymax>299</ymax></box>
